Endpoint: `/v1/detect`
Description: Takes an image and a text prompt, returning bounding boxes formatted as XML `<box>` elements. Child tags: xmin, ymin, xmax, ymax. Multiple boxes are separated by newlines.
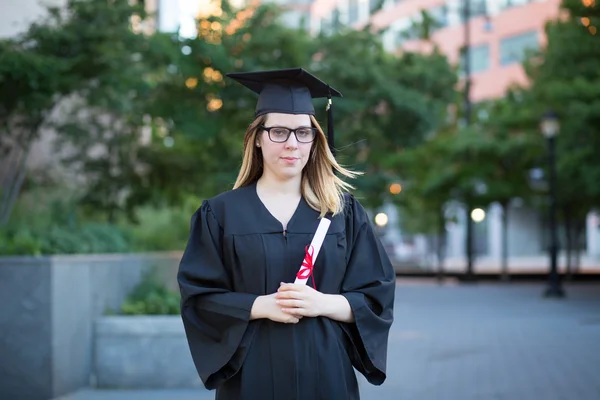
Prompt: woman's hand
<box><xmin>276</xmin><ymin>283</ymin><xmax>355</xmax><ymax>323</ymax></box>
<box><xmin>275</xmin><ymin>283</ymin><xmax>324</xmax><ymax>318</ymax></box>
<box><xmin>251</xmin><ymin>294</ymin><xmax>302</xmax><ymax>324</ymax></box>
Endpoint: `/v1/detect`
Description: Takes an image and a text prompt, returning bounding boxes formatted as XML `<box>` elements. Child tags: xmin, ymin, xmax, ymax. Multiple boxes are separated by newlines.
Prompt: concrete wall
<box><xmin>0</xmin><ymin>252</ymin><xmax>182</xmax><ymax>400</ymax></box>
<box><xmin>94</xmin><ymin>316</ymin><xmax>203</xmax><ymax>389</ymax></box>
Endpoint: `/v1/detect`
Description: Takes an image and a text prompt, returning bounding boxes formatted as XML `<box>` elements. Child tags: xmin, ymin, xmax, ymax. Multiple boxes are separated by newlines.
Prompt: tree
<box><xmin>455</xmin><ymin>94</ymin><xmax>542</xmax><ymax>279</ymax></box>
<box><xmin>520</xmin><ymin>0</ymin><xmax>600</xmax><ymax>273</ymax></box>
<box><xmin>132</xmin><ymin>2</ymin><xmax>458</xmax><ymax>211</ymax></box>
<box><xmin>389</xmin><ymin>131</ymin><xmax>461</xmax><ymax>279</ymax></box>
<box><xmin>313</xmin><ymin>27</ymin><xmax>457</xmax><ymax>208</ymax></box>
<box><xmin>0</xmin><ymin>0</ymin><xmax>149</xmax><ymax>224</ymax></box>
<box><xmin>128</xmin><ymin>2</ymin><xmax>316</xmax><ymax>207</ymax></box>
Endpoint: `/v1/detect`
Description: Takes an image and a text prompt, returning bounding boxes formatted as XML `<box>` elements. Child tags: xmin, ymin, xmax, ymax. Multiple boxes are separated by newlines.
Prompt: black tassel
<box><xmin>327</xmin><ymin>86</ymin><xmax>335</xmax><ymax>157</ymax></box>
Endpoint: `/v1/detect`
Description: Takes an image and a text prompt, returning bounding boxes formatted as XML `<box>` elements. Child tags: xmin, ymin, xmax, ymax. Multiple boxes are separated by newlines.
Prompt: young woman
<box><xmin>178</xmin><ymin>68</ymin><xmax>396</xmax><ymax>400</ymax></box>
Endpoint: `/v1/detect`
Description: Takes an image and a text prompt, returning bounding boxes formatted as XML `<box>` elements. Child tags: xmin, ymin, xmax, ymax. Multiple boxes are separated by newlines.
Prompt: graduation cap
<box><xmin>226</xmin><ymin>68</ymin><xmax>342</xmax><ymax>156</ymax></box>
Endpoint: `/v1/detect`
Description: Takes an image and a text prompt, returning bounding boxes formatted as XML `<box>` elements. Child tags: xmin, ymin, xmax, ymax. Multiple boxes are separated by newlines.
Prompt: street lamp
<box><xmin>540</xmin><ymin>110</ymin><xmax>565</xmax><ymax>298</ymax></box>
<box><xmin>462</xmin><ymin>0</ymin><xmax>490</xmax><ymax>279</ymax></box>
<box><xmin>471</xmin><ymin>208</ymin><xmax>486</xmax><ymax>223</ymax></box>
<box><xmin>375</xmin><ymin>213</ymin><xmax>389</xmax><ymax>227</ymax></box>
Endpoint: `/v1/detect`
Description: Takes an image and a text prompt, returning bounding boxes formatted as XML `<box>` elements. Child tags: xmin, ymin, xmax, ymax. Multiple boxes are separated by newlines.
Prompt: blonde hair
<box><xmin>233</xmin><ymin>114</ymin><xmax>361</xmax><ymax>216</ymax></box>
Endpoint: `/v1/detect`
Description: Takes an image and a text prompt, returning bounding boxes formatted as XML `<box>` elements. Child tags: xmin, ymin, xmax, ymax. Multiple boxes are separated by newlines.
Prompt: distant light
<box><xmin>581</xmin><ymin>17</ymin><xmax>591</xmax><ymax>27</ymax></box>
<box><xmin>167</xmin><ymin>64</ymin><xmax>178</xmax><ymax>74</ymax></box>
<box><xmin>582</xmin><ymin>0</ymin><xmax>595</xmax><ymax>7</ymax></box>
<box><xmin>163</xmin><ymin>137</ymin><xmax>175</xmax><ymax>148</ymax></box>
<box><xmin>207</xmin><ymin>98</ymin><xmax>223</xmax><ymax>112</ymax></box>
<box><xmin>589</xmin><ymin>26</ymin><xmax>597</xmax><ymax>35</ymax></box>
<box><xmin>471</xmin><ymin>208</ymin><xmax>486</xmax><ymax>223</ymax></box>
<box><xmin>375</xmin><ymin>213</ymin><xmax>389</xmax><ymax>227</ymax></box>
<box><xmin>540</xmin><ymin>111</ymin><xmax>560</xmax><ymax>138</ymax></box>
<box><xmin>181</xmin><ymin>45</ymin><xmax>192</xmax><ymax>55</ymax></box>
<box><xmin>185</xmin><ymin>77</ymin><xmax>198</xmax><ymax>89</ymax></box>
<box><xmin>389</xmin><ymin>183</ymin><xmax>402</xmax><ymax>195</ymax></box>
<box><xmin>203</xmin><ymin>67</ymin><xmax>223</xmax><ymax>83</ymax></box>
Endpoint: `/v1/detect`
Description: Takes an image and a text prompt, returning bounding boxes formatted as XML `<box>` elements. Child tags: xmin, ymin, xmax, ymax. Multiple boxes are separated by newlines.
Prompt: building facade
<box><xmin>307</xmin><ymin>0</ymin><xmax>600</xmax><ymax>270</ymax></box>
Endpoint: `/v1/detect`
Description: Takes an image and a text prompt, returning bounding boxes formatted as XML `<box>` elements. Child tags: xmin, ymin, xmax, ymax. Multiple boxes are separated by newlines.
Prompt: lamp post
<box><xmin>540</xmin><ymin>110</ymin><xmax>565</xmax><ymax>298</ymax></box>
<box><xmin>462</xmin><ymin>0</ymin><xmax>475</xmax><ymax>280</ymax></box>
<box><xmin>461</xmin><ymin>0</ymin><xmax>491</xmax><ymax>279</ymax></box>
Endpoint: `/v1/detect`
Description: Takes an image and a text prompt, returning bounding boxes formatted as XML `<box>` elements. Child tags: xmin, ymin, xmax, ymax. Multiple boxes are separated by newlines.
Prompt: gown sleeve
<box><xmin>177</xmin><ymin>200</ymin><xmax>259</xmax><ymax>389</ymax></box>
<box><xmin>339</xmin><ymin>194</ymin><xmax>396</xmax><ymax>385</ymax></box>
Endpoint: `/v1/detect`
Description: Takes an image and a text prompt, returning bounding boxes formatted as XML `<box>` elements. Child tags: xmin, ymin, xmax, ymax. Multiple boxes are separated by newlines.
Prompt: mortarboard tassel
<box><xmin>326</xmin><ymin>87</ymin><xmax>335</xmax><ymax>158</ymax></box>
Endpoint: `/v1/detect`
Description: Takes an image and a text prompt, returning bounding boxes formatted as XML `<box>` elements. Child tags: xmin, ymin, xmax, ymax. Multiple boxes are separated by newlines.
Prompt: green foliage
<box><xmin>0</xmin><ymin>0</ymin><xmax>150</xmax><ymax>224</ymax></box>
<box><xmin>0</xmin><ymin>182</ymin><xmax>197</xmax><ymax>255</ymax></box>
<box><xmin>120</xmin><ymin>270</ymin><xmax>180</xmax><ymax>315</ymax></box>
<box><xmin>0</xmin><ymin>188</ymin><xmax>131</xmax><ymax>255</ymax></box>
<box><xmin>3</xmin><ymin>0</ymin><xmax>458</xmax><ymax>242</ymax></box>
<box><xmin>123</xmin><ymin>195</ymin><xmax>201</xmax><ymax>252</ymax></box>
<box><xmin>525</xmin><ymin>0</ymin><xmax>600</xmax><ymax>212</ymax></box>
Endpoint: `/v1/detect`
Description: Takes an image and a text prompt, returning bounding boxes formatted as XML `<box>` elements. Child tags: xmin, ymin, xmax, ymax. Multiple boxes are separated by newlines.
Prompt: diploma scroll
<box><xmin>294</xmin><ymin>217</ymin><xmax>331</xmax><ymax>286</ymax></box>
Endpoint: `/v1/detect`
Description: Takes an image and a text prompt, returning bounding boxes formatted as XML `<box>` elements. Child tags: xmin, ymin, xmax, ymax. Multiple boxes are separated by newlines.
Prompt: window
<box><xmin>369</xmin><ymin>0</ymin><xmax>382</xmax><ymax>14</ymax></box>
<box><xmin>498</xmin><ymin>0</ymin><xmax>533</xmax><ymax>11</ymax></box>
<box><xmin>331</xmin><ymin>8</ymin><xmax>342</xmax><ymax>31</ymax></box>
<box><xmin>427</xmin><ymin>5</ymin><xmax>449</xmax><ymax>31</ymax></box>
<box><xmin>500</xmin><ymin>31</ymin><xmax>539</xmax><ymax>65</ymax></box>
<box><xmin>349</xmin><ymin>0</ymin><xmax>359</xmax><ymax>24</ymax></box>
<box><xmin>394</xmin><ymin>17</ymin><xmax>420</xmax><ymax>45</ymax></box>
<box><xmin>459</xmin><ymin>0</ymin><xmax>487</xmax><ymax>22</ymax></box>
<box><xmin>461</xmin><ymin>44</ymin><xmax>490</xmax><ymax>74</ymax></box>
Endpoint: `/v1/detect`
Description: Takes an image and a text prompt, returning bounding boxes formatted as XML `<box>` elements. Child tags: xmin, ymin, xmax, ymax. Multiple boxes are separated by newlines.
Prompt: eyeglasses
<box><xmin>260</xmin><ymin>125</ymin><xmax>317</xmax><ymax>143</ymax></box>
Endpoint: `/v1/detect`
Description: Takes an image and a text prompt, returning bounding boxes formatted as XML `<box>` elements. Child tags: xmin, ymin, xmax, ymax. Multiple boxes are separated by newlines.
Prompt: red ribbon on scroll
<box><xmin>296</xmin><ymin>245</ymin><xmax>316</xmax><ymax>290</ymax></box>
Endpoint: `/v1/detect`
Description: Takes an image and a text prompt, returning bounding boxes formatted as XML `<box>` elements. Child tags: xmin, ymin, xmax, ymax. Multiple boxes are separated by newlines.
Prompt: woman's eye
<box><xmin>272</xmin><ymin>129</ymin><xmax>288</xmax><ymax>136</ymax></box>
<box><xmin>297</xmin><ymin>129</ymin><xmax>311</xmax><ymax>137</ymax></box>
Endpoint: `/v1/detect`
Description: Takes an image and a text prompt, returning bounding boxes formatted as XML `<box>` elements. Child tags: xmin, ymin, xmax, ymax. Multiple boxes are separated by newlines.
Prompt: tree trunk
<box><xmin>573</xmin><ymin>219</ymin><xmax>585</xmax><ymax>275</ymax></box>
<box><xmin>436</xmin><ymin>212</ymin><xmax>446</xmax><ymax>283</ymax></box>
<box><xmin>465</xmin><ymin>200</ymin><xmax>475</xmax><ymax>279</ymax></box>
<box><xmin>0</xmin><ymin>118</ymin><xmax>44</xmax><ymax>226</ymax></box>
<box><xmin>563</xmin><ymin>208</ymin><xmax>573</xmax><ymax>281</ymax></box>
<box><xmin>500</xmin><ymin>201</ymin><xmax>510</xmax><ymax>282</ymax></box>
<box><xmin>0</xmin><ymin>141</ymin><xmax>32</xmax><ymax>226</ymax></box>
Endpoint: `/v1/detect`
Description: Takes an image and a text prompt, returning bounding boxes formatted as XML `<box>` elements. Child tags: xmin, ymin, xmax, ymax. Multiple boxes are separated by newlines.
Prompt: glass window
<box><xmin>459</xmin><ymin>0</ymin><xmax>487</xmax><ymax>22</ymax></box>
<box><xmin>461</xmin><ymin>44</ymin><xmax>490</xmax><ymax>74</ymax></box>
<box><xmin>349</xmin><ymin>0</ymin><xmax>359</xmax><ymax>24</ymax></box>
<box><xmin>370</xmin><ymin>0</ymin><xmax>382</xmax><ymax>13</ymax></box>
<box><xmin>428</xmin><ymin>5</ymin><xmax>449</xmax><ymax>30</ymax></box>
<box><xmin>498</xmin><ymin>0</ymin><xmax>534</xmax><ymax>11</ymax></box>
<box><xmin>499</xmin><ymin>31</ymin><xmax>539</xmax><ymax>65</ymax></box>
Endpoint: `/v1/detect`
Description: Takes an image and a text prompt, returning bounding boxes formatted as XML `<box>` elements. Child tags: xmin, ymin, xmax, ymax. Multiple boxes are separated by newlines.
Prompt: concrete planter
<box><xmin>94</xmin><ymin>316</ymin><xmax>203</xmax><ymax>389</ymax></box>
<box><xmin>0</xmin><ymin>252</ymin><xmax>183</xmax><ymax>400</ymax></box>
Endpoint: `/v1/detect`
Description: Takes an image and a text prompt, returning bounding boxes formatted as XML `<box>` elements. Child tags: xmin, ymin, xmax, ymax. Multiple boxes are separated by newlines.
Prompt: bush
<box><xmin>0</xmin><ymin>189</ymin><xmax>132</xmax><ymax>255</ymax></box>
<box><xmin>0</xmin><ymin>185</ymin><xmax>202</xmax><ymax>256</ymax></box>
<box><xmin>120</xmin><ymin>270</ymin><xmax>180</xmax><ymax>315</ymax></box>
<box><xmin>124</xmin><ymin>195</ymin><xmax>202</xmax><ymax>252</ymax></box>
<box><xmin>0</xmin><ymin>224</ymin><xmax>131</xmax><ymax>256</ymax></box>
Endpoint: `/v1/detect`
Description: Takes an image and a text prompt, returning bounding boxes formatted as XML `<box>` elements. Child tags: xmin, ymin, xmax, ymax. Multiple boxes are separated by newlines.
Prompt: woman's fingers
<box><xmin>276</xmin><ymin>290</ymin><xmax>304</xmax><ymax>300</ymax></box>
<box><xmin>277</xmin><ymin>299</ymin><xmax>304</xmax><ymax>308</ymax></box>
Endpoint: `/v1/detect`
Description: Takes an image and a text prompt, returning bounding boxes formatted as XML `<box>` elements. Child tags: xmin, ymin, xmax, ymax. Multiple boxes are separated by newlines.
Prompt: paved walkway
<box><xmin>57</xmin><ymin>280</ymin><xmax>600</xmax><ymax>400</ymax></box>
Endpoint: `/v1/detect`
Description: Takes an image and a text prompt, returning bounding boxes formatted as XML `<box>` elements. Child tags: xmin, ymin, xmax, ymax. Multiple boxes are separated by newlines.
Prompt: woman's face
<box><xmin>257</xmin><ymin>113</ymin><xmax>315</xmax><ymax>181</ymax></box>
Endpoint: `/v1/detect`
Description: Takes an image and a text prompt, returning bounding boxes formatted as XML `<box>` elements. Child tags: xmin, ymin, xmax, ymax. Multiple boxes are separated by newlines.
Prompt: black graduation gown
<box><xmin>178</xmin><ymin>182</ymin><xmax>396</xmax><ymax>400</ymax></box>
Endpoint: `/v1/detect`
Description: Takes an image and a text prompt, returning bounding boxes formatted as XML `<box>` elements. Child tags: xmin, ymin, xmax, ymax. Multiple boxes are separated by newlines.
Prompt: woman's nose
<box><xmin>285</xmin><ymin>132</ymin><xmax>299</xmax><ymax>148</ymax></box>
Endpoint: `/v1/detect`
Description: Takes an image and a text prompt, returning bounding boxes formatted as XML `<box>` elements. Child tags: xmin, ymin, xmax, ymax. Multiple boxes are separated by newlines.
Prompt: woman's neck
<box><xmin>257</xmin><ymin>173</ymin><xmax>302</xmax><ymax>197</ymax></box>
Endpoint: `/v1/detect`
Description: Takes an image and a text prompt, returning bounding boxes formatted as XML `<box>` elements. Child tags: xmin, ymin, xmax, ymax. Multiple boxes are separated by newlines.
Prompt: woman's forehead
<box><xmin>264</xmin><ymin>113</ymin><xmax>311</xmax><ymax>127</ymax></box>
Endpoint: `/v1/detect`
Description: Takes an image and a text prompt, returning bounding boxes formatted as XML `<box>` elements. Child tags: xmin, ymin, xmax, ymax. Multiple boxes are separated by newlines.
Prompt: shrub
<box><xmin>120</xmin><ymin>269</ymin><xmax>180</xmax><ymax>315</ymax></box>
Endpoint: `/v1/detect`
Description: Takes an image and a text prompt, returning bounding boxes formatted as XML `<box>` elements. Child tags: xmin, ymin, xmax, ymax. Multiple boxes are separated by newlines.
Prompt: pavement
<box><xmin>56</xmin><ymin>279</ymin><xmax>600</xmax><ymax>400</ymax></box>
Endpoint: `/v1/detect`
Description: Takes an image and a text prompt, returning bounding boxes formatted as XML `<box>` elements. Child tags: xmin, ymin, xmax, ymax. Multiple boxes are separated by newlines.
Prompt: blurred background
<box><xmin>0</xmin><ymin>0</ymin><xmax>599</xmax><ymax>399</ymax></box>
